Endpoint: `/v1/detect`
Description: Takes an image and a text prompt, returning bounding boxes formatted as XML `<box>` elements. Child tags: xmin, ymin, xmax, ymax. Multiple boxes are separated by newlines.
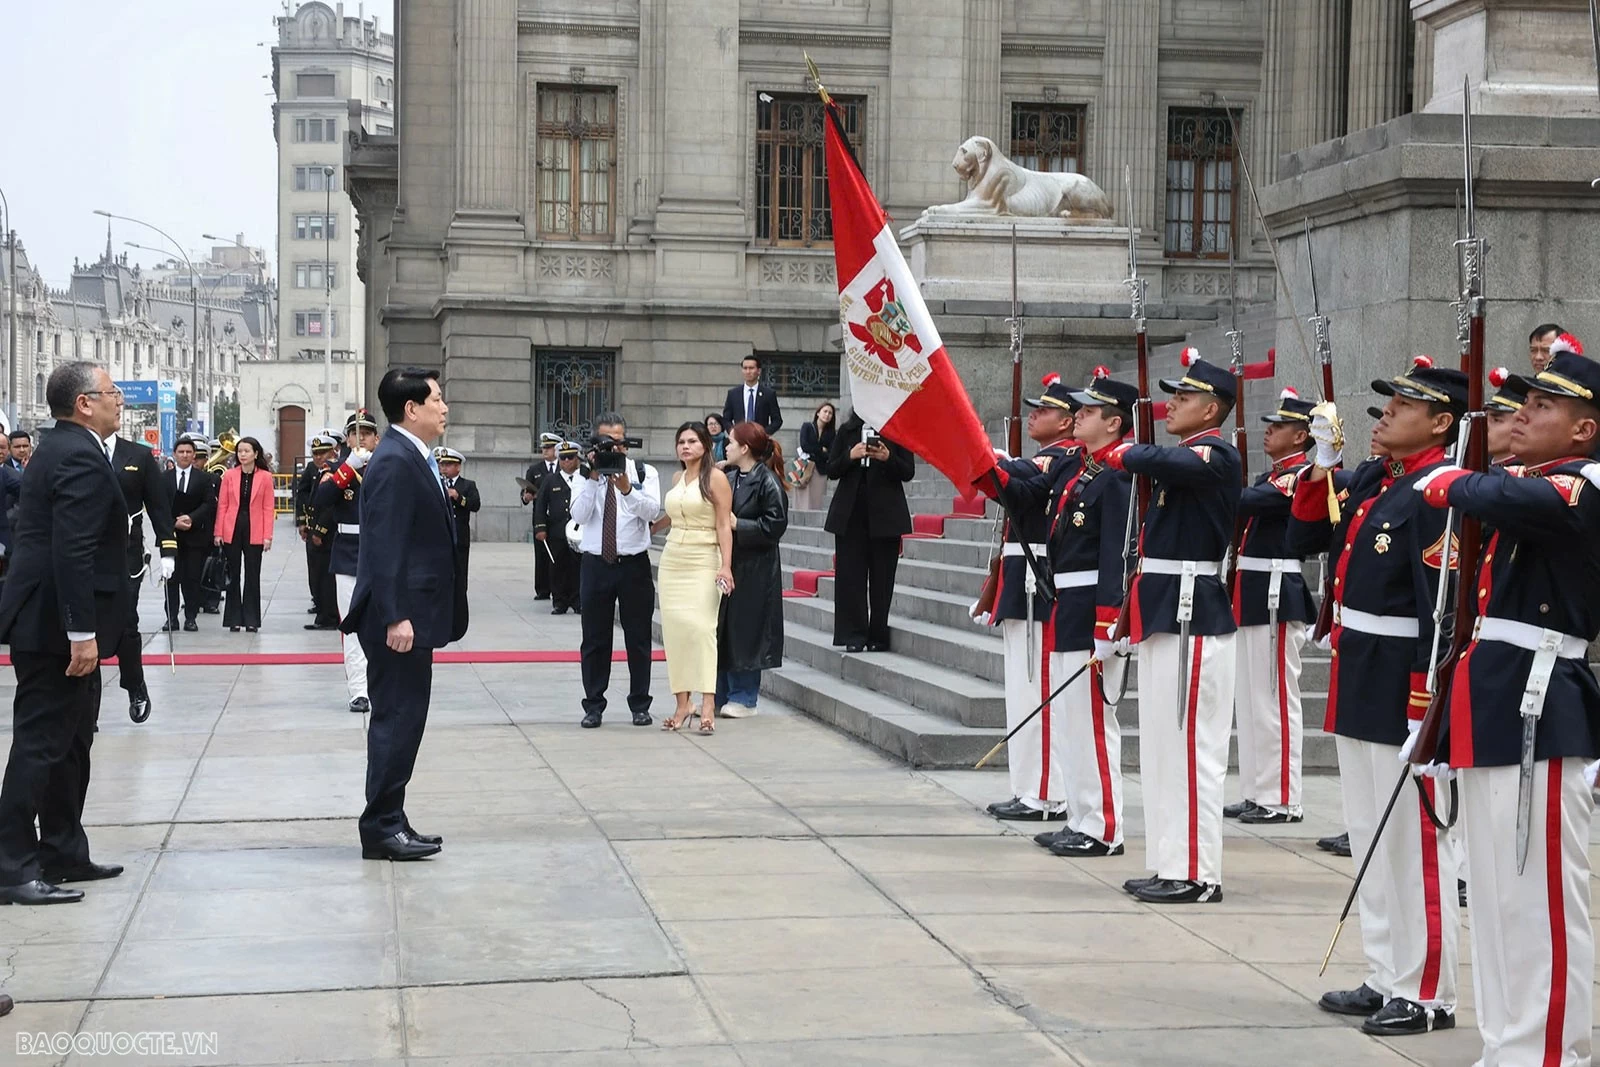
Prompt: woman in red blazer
<box><xmin>213</xmin><ymin>437</ymin><xmax>275</xmax><ymax>631</ymax></box>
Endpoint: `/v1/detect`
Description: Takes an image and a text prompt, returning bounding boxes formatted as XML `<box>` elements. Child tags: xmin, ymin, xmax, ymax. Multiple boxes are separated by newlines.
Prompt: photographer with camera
<box><xmin>570</xmin><ymin>413</ymin><xmax>661</xmax><ymax>728</ymax></box>
<box><xmin>825</xmin><ymin>411</ymin><xmax>914</xmax><ymax>652</ymax></box>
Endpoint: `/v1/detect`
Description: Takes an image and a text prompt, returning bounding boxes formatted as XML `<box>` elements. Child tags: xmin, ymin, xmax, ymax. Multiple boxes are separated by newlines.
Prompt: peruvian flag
<box><xmin>823</xmin><ymin>100</ymin><xmax>997</xmax><ymax>489</ymax></box>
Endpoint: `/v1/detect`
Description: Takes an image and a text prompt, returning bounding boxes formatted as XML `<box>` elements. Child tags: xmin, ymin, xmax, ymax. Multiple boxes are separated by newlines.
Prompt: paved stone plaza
<box><xmin>0</xmin><ymin>520</ymin><xmax>1586</xmax><ymax>1065</ymax></box>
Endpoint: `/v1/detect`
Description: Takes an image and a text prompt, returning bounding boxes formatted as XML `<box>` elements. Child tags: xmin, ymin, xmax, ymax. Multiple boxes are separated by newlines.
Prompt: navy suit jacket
<box><xmin>722</xmin><ymin>383</ymin><xmax>783</xmax><ymax>434</ymax></box>
<box><xmin>339</xmin><ymin>427</ymin><xmax>467</xmax><ymax>649</ymax></box>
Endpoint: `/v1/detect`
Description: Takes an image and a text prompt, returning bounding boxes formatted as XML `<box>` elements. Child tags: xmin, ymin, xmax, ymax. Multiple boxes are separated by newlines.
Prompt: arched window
<box><xmin>33</xmin><ymin>373</ymin><xmax>44</xmax><ymax>406</ymax></box>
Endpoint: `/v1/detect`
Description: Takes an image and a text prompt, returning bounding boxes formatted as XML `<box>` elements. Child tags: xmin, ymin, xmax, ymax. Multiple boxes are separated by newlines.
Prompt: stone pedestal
<box><xmin>1412</xmin><ymin>0</ymin><xmax>1600</xmax><ymax>116</ymax></box>
<box><xmin>897</xmin><ymin>216</ymin><xmax>1153</xmax><ymax>306</ymax></box>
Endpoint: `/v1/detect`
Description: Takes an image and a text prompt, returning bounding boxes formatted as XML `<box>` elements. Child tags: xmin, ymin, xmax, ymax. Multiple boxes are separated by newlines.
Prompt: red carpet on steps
<box><xmin>0</xmin><ymin>650</ymin><xmax>666</xmax><ymax>667</ymax></box>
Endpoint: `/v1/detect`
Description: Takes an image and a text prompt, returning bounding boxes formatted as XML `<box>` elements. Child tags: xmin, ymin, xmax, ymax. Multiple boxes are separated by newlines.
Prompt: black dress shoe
<box><xmin>1050</xmin><ymin>833</ymin><xmax>1124</xmax><ymax>858</ymax></box>
<box><xmin>990</xmin><ymin>799</ymin><xmax>1068</xmax><ymax>822</ymax></box>
<box><xmin>348</xmin><ymin>697</ymin><xmax>371</xmax><ymax>714</ymax></box>
<box><xmin>535</xmin><ymin>593</ymin><xmax>551</xmax><ymax>601</ymax></box>
<box><xmin>1239</xmin><ymin>807</ymin><xmax>1303</xmax><ymax>824</ymax></box>
<box><xmin>1223</xmin><ymin>799</ymin><xmax>1260</xmax><ymax>819</ymax></box>
<box><xmin>361</xmin><ymin>831</ymin><xmax>441</xmax><ymax>861</ymax></box>
<box><xmin>987</xmin><ymin>797</ymin><xmax>1019</xmax><ymax>814</ymax></box>
<box><xmin>865</xmin><ymin>642</ymin><xmax>889</xmax><ymax>653</ymax></box>
<box><xmin>581</xmin><ymin>711</ymin><xmax>603</xmax><ymax>729</ymax></box>
<box><xmin>41</xmin><ymin>862</ymin><xmax>123</xmax><ymax>884</ymax></box>
<box><xmin>1361</xmin><ymin>998</ymin><xmax>1454</xmax><ymax>1036</ymax></box>
<box><xmin>1130</xmin><ymin>878</ymin><xmax>1223</xmax><ymax>904</ymax></box>
<box><xmin>844</xmin><ymin>644</ymin><xmax>866</xmax><ymax>653</ymax></box>
<box><xmin>1123</xmin><ymin>875</ymin><xmax>1160</xmax><ymax>894</ymax></box>
<box><xmin>160</xmin><ymin>620</ymin><xmax>180</xmax><ymax>632</ymax></box>
<box><xmin>246</xmin><ymin>627</ymin><xmax>258</xmax><ymax>633</ymax></box>
<box><xmin>631</xmin><ymin>710</ymin><xmax>653</xmax><ymax>727</ymax></box>
<box><xmin>0</xmin><ymin>992</ymin><xmax>11</xmax><ymax>1016</ymax></box>
<box><xmin>1318</xmin><ymin>983</ymin><xmax>1385</xmax><ymax>1017</ymax></box>
<box><xmin>0</xmin><ymin>879</ymin><xmax>84</xmax><ymax>905</ymax></box>
<box><xmin>1317</xmin><ymin>832</ymin><xmax>1352</xmax><ymax>857</ymax></box>
<box><xmin>203</xmin><ymin>606</ymin><xmax>220</xmax><ymax>614</ymax></box>
<box><xmin>551</xmin><ymin>607</ymin><xmax>568</xmax><ymax>615</ymax></box>
<box><xmin>307</xmin><ymin>606</ymin><xmax>319</xmax><ymax>614</ymax></box>
<box><xmin>405</xmin><ymin>828</ymin><xmax>443</xmax><ymax>846</ymax></box>
<box><xmin>1033</xmin><ymin>827</ymin><xmax>1071</xmax><ymax>848</ymax></box>
<box><xmin>230</xmin><ymin>626</ymin><xmax>240</xmax><ymax>633</ymax></box>
<box><xmin>129</xmin><ymin>691</ymin><xmax>151</xmax><ymax>724</ymax></box>
<box><xmin>183</xmin><ymin>620</ymin><xmax>198</xmax><ymax>632</ymax></box>
<box><xmin>304</xmin><ymin>622</ymin><xmax>337</xmax><ymax>631</ymax></box>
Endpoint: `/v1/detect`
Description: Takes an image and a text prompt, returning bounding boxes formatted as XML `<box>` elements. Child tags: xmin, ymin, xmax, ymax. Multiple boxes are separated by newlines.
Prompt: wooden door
<box><xmin>277</xmin><ymin>405</ymin><xmax>306</xmax><ymax>471</ymax></box>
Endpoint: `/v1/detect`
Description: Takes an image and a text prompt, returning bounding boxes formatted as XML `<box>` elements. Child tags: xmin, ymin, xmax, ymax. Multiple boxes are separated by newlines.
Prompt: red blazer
<box><xmin>215</xmin><ymin>465</ymin><xmax>276</xmax><ymax>546</ymax></box>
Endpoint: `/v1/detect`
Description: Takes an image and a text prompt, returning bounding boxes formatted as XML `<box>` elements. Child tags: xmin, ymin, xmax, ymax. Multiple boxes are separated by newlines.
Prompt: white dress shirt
<box><xmin>569</xmin><ymin>460</ymin><xmax>661</xmax><ymax>557</ymax></box>
<box><xmin>70</xmin><ymin>426</ymin><xmax>119</xmax><ymax>643</ymax></box>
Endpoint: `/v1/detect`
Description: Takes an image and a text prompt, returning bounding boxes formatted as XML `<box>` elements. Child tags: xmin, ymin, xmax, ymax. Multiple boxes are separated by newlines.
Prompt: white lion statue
<box><xmin>926</xmin><ymin>135</ymin><xmax>1114</xmax><ymax>220</ymax></box>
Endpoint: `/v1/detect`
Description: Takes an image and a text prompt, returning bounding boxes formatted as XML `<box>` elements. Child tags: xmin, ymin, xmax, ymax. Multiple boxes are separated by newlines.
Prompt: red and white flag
<box><xmin>824</xmin><ymin>101</ymin><xmax>997</xmax><ymax>489</ymax></box>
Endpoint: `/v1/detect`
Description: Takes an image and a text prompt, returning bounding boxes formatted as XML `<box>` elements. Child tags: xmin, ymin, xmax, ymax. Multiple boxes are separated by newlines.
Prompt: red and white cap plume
<box><xmin>1412</xmin><ymin>354</ymin><xmax>1435</xmax><ymax>370</ymax></box>
<box><xmin>1091</xmin><ymin>364</ymin><xmax>1110</xmax><ymax>380</ymax></box>
<box><xmin>1551</xmin><ymin>333</ymin><xmax>1584</xmax><ymax>358</ymax></box>
<box><xmin>1042</xmin><ymin>372</ymin><xmax>1062</xmax><ymax>387</ymax></box>
<box><xmin>1488</xmin><ymin>366</ymin><xmax>1510</xmax><ymax>388</ymax></box>
<box><xmin>1180</xmin><ymin>347</ymin><xmax>1201</xmax><ymax>367</ymax></box>
<box><xmin>1280</xmin><ymin>387</ymin><xmax>1300</xmax><ymax>400</ymax></box>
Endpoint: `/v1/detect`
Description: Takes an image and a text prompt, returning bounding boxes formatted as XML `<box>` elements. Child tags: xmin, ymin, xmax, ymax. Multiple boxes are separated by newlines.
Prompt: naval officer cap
<box><xmin>539</xmin><ymin>432</ymin><xmax>562</xmax><ymax>448</ymax></box>
<box><xmin>1508</xmin><ymin>334</ymin><xmax>1600</xmax><ymax>412</ymax></box>
<box><xmin>1070</xmin><ymin>365</ymin><xmax>1140</xmax><ymax>412</ymax></box>
<box><xmin>1262</xmin><ymin>387</ymin><xmax>1316</xmax><ymax>424</ymax></box>
<box><xmin>346</xmin><ymin>407</ymin><xmax>379</xmax><ymax>433</ymax></box>
<box><xmin>1485</xmin><ymin>366</ymin><xmax>1528</xmax><ymax>414</ymax></box>
<box><xmin>434</xmin><ymin>446</ymin><xmax>464</xmax><ymax>464</ymax></box>
<box><xmin>175</xmin><ymin>432</ymin><xmax>205</xmax><ymax>449</ymax></box>
<box><xmin>1023</xmin><ymin>373</ymin><xmax>1081</xmax><ymax>413</ymax></box>
<box><xmin>1158</xmin><ymin>348</ymin><xmax>1237</xmax><ymax>404</ymax></box>
<box><xmin>557</xmin><ymin>440</ymin><xmax>582</xmax><ymax>457</ymax></box>
<box><xmin>309</xmin><ymin>433</ymin><xmax>339</xmax><ymax>453</ymax></box>
<box><xmin>1371</xmin><ymin>355</ymin><xmax>1468</xmax><ymax>411</ymax></box>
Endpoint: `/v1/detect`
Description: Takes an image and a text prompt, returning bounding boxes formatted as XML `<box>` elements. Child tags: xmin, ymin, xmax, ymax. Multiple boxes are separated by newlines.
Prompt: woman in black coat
<box><xmin>825</xmin><ymin>412</ymin><xmax>914</xmax><ymax>652</ymax></box>
<box><xmin>793</xmin><ymin>401</ymin><xmax>836</xmax><ymax>511</ymax></box>
<box><xmin>716</xmin><ymin>421</ymin><xmax>790</xmax><ymax>717</ymax></box>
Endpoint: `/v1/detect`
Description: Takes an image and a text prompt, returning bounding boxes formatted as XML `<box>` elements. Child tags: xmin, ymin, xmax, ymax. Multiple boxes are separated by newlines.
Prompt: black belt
<box><xmin>585</xmin><ymin>550</ymin><xmax>647</xmax><ymax>562</ymax></box>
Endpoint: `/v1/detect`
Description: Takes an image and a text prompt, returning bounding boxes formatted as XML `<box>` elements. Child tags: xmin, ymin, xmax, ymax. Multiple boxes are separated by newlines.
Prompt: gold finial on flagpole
<box><xmin>804</xmin><ymin>52</ymin><xmax>832</xmax><ymax>104</ymax></box>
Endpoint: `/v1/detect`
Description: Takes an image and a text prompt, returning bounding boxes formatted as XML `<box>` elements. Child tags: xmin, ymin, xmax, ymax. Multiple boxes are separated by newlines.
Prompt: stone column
<box><xmin>1094</xmin><ymin>0</ymin><xmax>1161</xmax><ymax>235</ymax></box>
<box><xmin>1285</xmin><ymin>0</ymin><xmax>1348</xmax><ymax>153</ymax></box>
<box><xmin>450</xmin><ymin>0</ymin><xmax>520</xmax><ymax>235</ymax></box>
<box><xmin>1412</xmin><ymin>20</ymin><xmax>1434</xmax><ymax>113</ymax></box>
<box><xmin>886</xmin><ymin>0</ymin><xmax>970</xmax><ymax>221</ymax></box>
<box><xmin>651</xmin><ymin>0</ymin><xmax>745</xmax><ymax>237</ymax></box>
<box><xmin>1347</xmin><ymin>0</ymin><xmax>1410</xmax><ymax>132</ymax></box>
<box><xmin>963</xmin><ymin>0</ymin><xmax>1003</xmax><ymax>144</ymax></box>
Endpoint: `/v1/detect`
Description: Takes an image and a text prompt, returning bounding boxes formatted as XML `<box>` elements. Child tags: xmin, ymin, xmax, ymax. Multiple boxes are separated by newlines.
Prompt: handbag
<box><xmin>200</xmin><ymin>545</ymin><xmax>231</xmax><ymax>595</ymax></box>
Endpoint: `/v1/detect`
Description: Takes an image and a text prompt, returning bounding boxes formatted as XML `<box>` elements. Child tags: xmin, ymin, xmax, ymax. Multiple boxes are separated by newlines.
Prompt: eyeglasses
<box><xmin>83</xmin><ymin>388</ymin><xmax>124</xmax><ymax>400</ymax></box>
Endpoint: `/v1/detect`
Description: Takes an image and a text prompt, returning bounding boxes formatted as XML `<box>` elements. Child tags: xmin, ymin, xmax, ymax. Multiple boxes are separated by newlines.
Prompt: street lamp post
<box><xmin>98</xmin><ymin>210</ymin><xmax>200</xmax><ymax>431</ymax></box>
<box><xmin>323</xmin><ymin>166</ymin><xmax>335</xmax><ymax>431</ymax></box>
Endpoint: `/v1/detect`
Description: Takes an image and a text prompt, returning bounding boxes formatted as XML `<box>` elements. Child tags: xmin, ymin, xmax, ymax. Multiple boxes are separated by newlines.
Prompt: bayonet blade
<box><xmin>1515</xmin><ymin>713</ymin><xmax>1537</xmax><ymax>874</ymax></box>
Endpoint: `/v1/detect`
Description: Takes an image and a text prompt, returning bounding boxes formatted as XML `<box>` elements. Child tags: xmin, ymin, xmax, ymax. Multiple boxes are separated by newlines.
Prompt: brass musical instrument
<box><xmin>205</xmin><ymin>429</ymin><xmax>238</xmax><ymax>473</ymax></box>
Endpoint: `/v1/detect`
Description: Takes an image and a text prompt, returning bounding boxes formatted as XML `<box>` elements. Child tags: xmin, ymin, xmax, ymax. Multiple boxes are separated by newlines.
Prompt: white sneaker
<box><xmin>719</xmin><ymin>702</ymin><xmax>757</xmax><ymax>718</ymax></box>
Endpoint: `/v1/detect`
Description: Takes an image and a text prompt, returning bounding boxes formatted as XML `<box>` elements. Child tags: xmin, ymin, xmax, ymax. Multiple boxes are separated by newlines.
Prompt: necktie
<box><xmin>746</xmin><ymin>387</ymin><xmax>755</xmax><ymax>423</ymax></box>
<box><xmin>180</xmin><ymin>469</ymin><xmax>187</xmax><ymax>494</ymax></box>
<box><xmin>602</xmin><ymin>481</ymin><xmax>618</xmax><ymax>563</ymax></box>
<box><xmin>427</xmin><ymin>452</ymin><xmax>445</xmax><ymax>497</ymax></box>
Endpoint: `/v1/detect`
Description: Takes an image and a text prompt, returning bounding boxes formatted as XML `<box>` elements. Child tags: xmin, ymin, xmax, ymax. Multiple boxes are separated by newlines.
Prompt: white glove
<box><xmin>1309</xmin><ymin>402</ymin><xmax>1343</xmax><ymax>469</ymax></box>
<box><xmin>992</xmin><ymin>447</ymin><xmax>1013</xmax><ymax>462</ymax></box>
<box><xmin>346</xmin><ymin>448</ymin><xmax>371</xmax><ymax>471</ymax></box>
<box><xmin>1397</xmin><ymin>719</ymin><xmax>1422</xmax><ymax>763</ymax></box>
<box><xmin>1094</xmin><ymin>638</ymin><xmax>1115</xmax><ymax>663</ymax></box>
<box><xmin>968</xmin><ymin>599</ymin><xmax>991</xmax><ymax>627</ymax></box>
<box><xmin>1314</xmin><ymin>632</ymin><xmax>1333</xmax><ymax>652</ymax></box>
<box><xmin>1412</xmin><ymin>464</ymin><xmax>1462</xmax><ymax>492</ymax></box>
<box><xmin>1585</xmin><ymin>760</ymin><xmax>1600</xmax><ymax>791</ymax></box>
<box><xmin>1110</xmin><ymin>635</ymin><xmax>1133</xmax><ymax>657</ymax></box>
<box><xmin>1419</xmin><ymin>761</ymin><xmax>1454</xmax><ymax>781</ymax></box>
<box><xmin>160</xmin><ymin>557</ymin><xmax>175</xmax><ymax>581</ymax></box>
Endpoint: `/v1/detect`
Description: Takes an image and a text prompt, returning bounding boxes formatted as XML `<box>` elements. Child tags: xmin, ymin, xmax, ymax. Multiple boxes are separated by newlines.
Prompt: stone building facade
<box><xmin>349</xmin><ymin>0</ymin><xmax>1527</xmax><ymax>541</ymax></box>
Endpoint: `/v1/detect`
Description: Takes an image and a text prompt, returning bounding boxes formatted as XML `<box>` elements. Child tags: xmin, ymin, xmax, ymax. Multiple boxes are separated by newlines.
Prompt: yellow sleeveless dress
<box><xmin>659</xmin><ymin>475</ymin><xmax>721</xmax><ymax>694</ymax></box>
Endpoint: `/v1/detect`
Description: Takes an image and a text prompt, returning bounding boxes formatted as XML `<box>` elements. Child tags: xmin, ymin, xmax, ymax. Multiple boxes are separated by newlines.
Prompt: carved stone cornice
<box><xmin>1000</xmin><ymin>35</ymin><xmax>1103</xmax><ymax>60</ymax></box>
<box><xmin>738</xmin><ymin>26</ymin><xmax>890</xmax><ymax>50</ymax></box>
<box><xmin>517</xmin><ymin>18</ymin><xmax>638</xmax><ymax>40</ymax></box>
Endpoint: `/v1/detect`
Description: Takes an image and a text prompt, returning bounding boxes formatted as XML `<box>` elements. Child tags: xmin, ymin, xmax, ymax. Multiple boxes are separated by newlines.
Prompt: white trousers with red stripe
<box><xmin>1460</xmin><ymin>759</ymin><xmax>1593</xmax><ymax>1067</ymax></box>
<box><xmin>1050</xmin><ymin>649</ymin><xmax>1126</xmax><ymax>846</ymax></box>
<box><xmin>1233</xmin><ymin>621</ymin><xmax>1305</xmax><ymax>813</ymax></box>
<box><xmin>1137</xmin><ymin>632</ymin><xmax>1234</xmax><ymax>884</ymax></box>
<box><xmin>1336</xmin><ymin>736</ymin><xmax>1459</xmax><ymax>1009</ymax></box>
<box><xmin>1002</xmin><ymin>619</ymin><xmax>1067</xmax><ymax>810</ymax></box>
<box><xmin>335</xmin><ymin>572</ymin><xmax>369</xmax><ymax>701</ymax></box>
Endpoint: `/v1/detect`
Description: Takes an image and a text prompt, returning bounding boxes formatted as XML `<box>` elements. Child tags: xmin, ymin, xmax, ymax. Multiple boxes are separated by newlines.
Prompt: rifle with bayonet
<box><xmin>1224</xmin><ymin>244</ymin><xmax>1248</xmax><ymax>594</ymax></box>
<box><xmin>1007</xmin><ymin>223</ymin><xmax>1024</xmax><ymax>458</ymax></box>
<box><xmin>1112</xmin><ymin>164</ymin><xmax>1153</xmax><ymax>656</ymax></box>
<box><xmin>1306</xmin><ymin>220</ymin><xmax>1340</xmax><ymax>645</ymax></box>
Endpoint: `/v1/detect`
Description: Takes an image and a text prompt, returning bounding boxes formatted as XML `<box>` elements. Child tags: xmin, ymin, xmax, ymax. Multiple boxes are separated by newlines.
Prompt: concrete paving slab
<box><xmin>732</xmin><ymin>1031</ymin><xmax>1077</xmax><ymax>1065</ymax></box>
<box><xmin>659</xmin><ymin>915</ymin><xmax>955</xmax><ymax>973</ymax></box>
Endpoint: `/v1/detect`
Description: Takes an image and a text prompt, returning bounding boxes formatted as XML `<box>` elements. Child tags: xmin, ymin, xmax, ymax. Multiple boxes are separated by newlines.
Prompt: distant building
<box><xmin>269</xmin><ymin>0</ymin><xmax>394</xmax><ymax>448</ymax></box>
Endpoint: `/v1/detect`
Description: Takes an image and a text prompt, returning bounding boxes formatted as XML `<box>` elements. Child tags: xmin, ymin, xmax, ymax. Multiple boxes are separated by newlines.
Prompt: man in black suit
<box><xmin>523</xmin><ymin>433</ymin><xmax>561</xmax><ymax>600</ymax></box>
<box><xmin>109</xmin><ymin>430</ymin><xmax>177</xmax><ymax>723</ymax></box>
<box><xmin>8</xmin><ymin>430</ymin><xmax>31</xmax><ymax>470</ymax></box>
<box><xmin>825</xmin><ymin>412</ymin><xmax>914</xmax><ymax>652</ymax></box>
<box><xmin>0</xmin><ymin>457</ymin><xmax>20</xmax><ymax>573</ymax></box>
<box><xmin>721</xmin><ymin>355</ymin><xmax>783</xmax><ymax>434</ymax></box>
<box><xmin>534</xmin><ymin>440</ymin><xmax>582</xmax><ymax>614</ymax></box>
<box><xmin>0</xmin><ymin>362</ymin><xmax>131</xmax><ymax>904</ymax></box>
<box><xmin>341</xmin><ymin>368</ymin><xmax>466</xmax><ymax>861</ymax></box>
<box><xmin>435</xmin><ymin>447</ymin><xmax>479</xmax><ymax>591</ymax></box>
<box><xmin>165</xmin><ymin>434</ymin><xmax>216</xmax><ymax>632</ymax></box>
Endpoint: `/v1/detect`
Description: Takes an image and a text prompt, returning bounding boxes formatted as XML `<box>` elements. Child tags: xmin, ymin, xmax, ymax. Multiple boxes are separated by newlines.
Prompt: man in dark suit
<box><xmin>8</xmin><ymin>430</ymin><xmax>31</xmax><ymax>470</ymax></box>
<box><xmin>340</xmin><ymin>368</ymin><xmax>466</xmax><ymax>861</ymax></box>
<box><xmin>165</xmin><ymin>434</ymin><xmax>216</xmax><ymax>632</ymax></box>
<box><xmin>0</xmin><ymin>362</ymin><xmax>131</xmax><ymax>904</ymax></box>
<box><xmin>109</xmin><ymin>430</ymin><xmax>176</xmax><ymax>723</ymax></box>
<box><xmin>825</xmin><ymin>412</ymin><xmax>914</xmax><ymax>652</ymax></box>
<box><xmin>523</xmin><ymin>433</ymin><xmax>561</xmax><ymax>600</ymax></box>
<box><xmin>0</xmin><ymin>458</ymin><xmax>21</xmax><ymax>571</ymax></box>
<box><xmin>721</xmin><ymin>355</ymin><xmax>783</xmax><ymax>434</ymax></box>
<box><xmin>534</xmin><ymin>441</ymin><xmax>582</xmax><ymax>614</ymax></box>
<box><xmin>435</xmin><ymin>447</ymin><xmax>479</xmax><ymax>594</ymax></box>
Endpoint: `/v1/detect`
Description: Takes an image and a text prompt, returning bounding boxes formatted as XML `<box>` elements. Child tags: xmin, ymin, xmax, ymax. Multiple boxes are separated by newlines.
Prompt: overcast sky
<box><xmin>3</xmin><ymin>0</ymin><xmax>389</xmax><ymax>289</ymax></box>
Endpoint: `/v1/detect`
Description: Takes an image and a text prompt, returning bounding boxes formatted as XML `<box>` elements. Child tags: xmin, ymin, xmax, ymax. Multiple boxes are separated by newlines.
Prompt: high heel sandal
<box><xmin>697</xmin><ymin>714</ymin><xmax>715</xmax><ymax>735</ymax></box>
<box><xmin>662</xmin><ymin>709</ymin><xmax>691</xmax><ymax>731</ymax></box>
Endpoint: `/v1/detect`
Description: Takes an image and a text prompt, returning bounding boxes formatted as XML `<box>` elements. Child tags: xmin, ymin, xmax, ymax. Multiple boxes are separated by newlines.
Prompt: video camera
<box><xmin>588</xmin><ymin>434</ymin><xmax>645</xmax><ymax>476</ymax></box>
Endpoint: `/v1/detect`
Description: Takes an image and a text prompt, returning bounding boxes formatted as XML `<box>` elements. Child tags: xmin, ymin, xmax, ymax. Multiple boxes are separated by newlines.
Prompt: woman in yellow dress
<box><xmin>657</xmin><ymin>422</ymin><xmax>734</xmax><ymax>733</ymax></box>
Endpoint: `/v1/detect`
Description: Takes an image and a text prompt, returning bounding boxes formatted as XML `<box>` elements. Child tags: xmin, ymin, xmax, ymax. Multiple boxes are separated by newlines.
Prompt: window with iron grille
<box><xmin>534</xmin><ymin>349</ymin><xmax>616</xmax><ymax>443</ymax></box>
<box><xmin>755</xmin><ymin>93</ymin><xmax>865</xmax><ymax>248</ymax></box>
<box><xmin>1164</xmin><ymin>108</ymin><xmax>1239</xmax><ymax>258</ymax></box>
<box><xmin>1010</xmin><ymin>103</ymin><xmax>1087</xmax><ymax>173</ymax></box>
<box><xmin>535</xmin><ymin>86</ymin><xmax>617</xmax><ymax>241</ymax></box>
<box><xmin>758</xmin><ymin>353</ymin><xmax>840</xmax><ymax>398</ymax></box>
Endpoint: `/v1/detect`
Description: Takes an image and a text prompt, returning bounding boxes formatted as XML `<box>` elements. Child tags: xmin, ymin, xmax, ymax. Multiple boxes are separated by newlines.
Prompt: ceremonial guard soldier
<box><xmin>1032</xmin><ymin>369</ymin><xmax>1135</xmax><ymax>858</ymax></box>
<box><xmin>534</xmin><ymin>441</ymin><xmax>583</xmax><ymax>615</ymax></box>
<box><xmin>300</xmin><ymin>434</ymin><xmax>340</xmax><ymax>630</ymax></box>
<box><xmin>435</xmin><ymin>447</ymin><xmax>479</xmax><ymax>591</ymax></box>
<box><xmin>1485</xmin><ymin>367</ymin><xmax>1527</xmax><ymax>466</ymax></box>
<box><xmin>314</xmin><ymin>409</ymin><xmax>380</xmax><ymax>714</ymax></box>
<box><xmin>524</xmin><ymin>433</ymin><xmax>561</xmax><ymax>601</ymax></box>
<box><xmin>1225</xmin><ymin>389</ymin><xmax>1318</xmax><ymax>825</ymax></box>
<box><xmin>109</xmin><ymin>433</ymin><xmax>177</xmax><ymax>722</ymax></box>
<box><xmin>1414</xmin><ymin>340</ymin><xmax>1600</xmax><ymax>1065</ymax></box>
<box><xmin>1290</xmin><ymin>356</ymin><xmax>1465</xmax><ymax>1036</ymax></box>
<box><xmin>1103</xmin><ymin>353</ymin><xmax>1240</xmax><ymax>904</ymax></box>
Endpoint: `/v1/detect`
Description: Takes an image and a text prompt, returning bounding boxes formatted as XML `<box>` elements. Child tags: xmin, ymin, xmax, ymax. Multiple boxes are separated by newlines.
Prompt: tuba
<box><xmin>205</xmin><ymin>429</ymin><xmax>238</xmax><ymax>473</ymax></box>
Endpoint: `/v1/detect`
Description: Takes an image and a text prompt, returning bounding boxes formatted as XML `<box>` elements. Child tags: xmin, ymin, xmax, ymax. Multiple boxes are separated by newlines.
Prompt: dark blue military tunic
<box><xmin>987</xmin><ymin>439</ymin><xmax>1081</xmax><ymax>625</ymax></box>
<box><xmin>1287</xmin><ymin>446</ymin><xmax>1452</xmax><ymax>746</ymax></box>
<box><xmin>1232</xmin><ymin>451</ymin><xmax>1318</xmax><ymax>628</ymax></box>
<box><xmin>311</xmin><ymin>455</ymin><xmax>363</xmax><ymax>578</ymax></box>
<box><xmin>1111</xmin><ymin>429</ymin><xmax>1241</xmax><ymax>639</ymax></box>
<box><xmin>1422</xmin><ymin>457</ymin><xmax>1600</xmax><ymax>767</ymax></box>
<box><xmin>1045</xmin><ymin>444</ymin><xmax>1131</xmax><ymax>652</ymax></box>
